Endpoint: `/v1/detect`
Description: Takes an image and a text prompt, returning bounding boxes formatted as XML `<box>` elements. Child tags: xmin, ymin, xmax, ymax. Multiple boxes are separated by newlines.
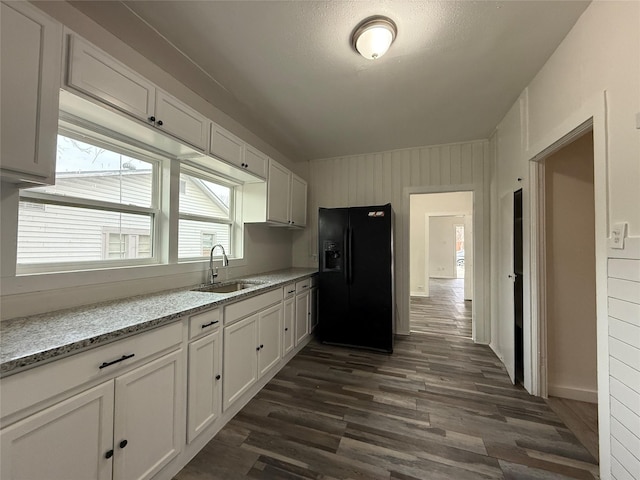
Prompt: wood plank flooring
<box><xmin>546</xmin><ymin>397</ymin><xmax>599</xmax><ymax>463</ymax></box>
<box><xmin>411</xmin><ymin>278</ymin><xmax>472</xmax><ymax>338</ymax></box>
<box><xmin>174</xmin><ymin>334</ymin><xmax>599</xmax><ymax>480</ymax></box>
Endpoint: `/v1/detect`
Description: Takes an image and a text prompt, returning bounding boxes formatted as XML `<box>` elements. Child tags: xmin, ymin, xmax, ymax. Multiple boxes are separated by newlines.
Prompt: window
<box><xmin>17</xmin><ymin>134</ymin><xmax>159</xmax><ymax>270</ymax></box>
<box><xmin>178</xmin><ymin>169</ymin><xmax>233</xmax><ymax>259</ymax></box>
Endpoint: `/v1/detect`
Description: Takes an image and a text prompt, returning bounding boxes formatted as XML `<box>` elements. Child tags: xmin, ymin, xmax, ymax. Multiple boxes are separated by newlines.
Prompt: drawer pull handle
<box><xmin>201</xmin><ymin>320</ymin><xmax>219</xmax><ymax>329</ymax></box>
<box><xmin>287</xmin><ymin>290</ymin><xmax>295</xmax><ymax>294</ymax></box>
<box><xmin>99</xmin><ymin>353</ymin><xmax>135</xmax><ymax>370</ymax></box>
<box><xmin>215</xmin><ymin>374</ymin><xmax>221</xmax><ymax>380</ymax></box>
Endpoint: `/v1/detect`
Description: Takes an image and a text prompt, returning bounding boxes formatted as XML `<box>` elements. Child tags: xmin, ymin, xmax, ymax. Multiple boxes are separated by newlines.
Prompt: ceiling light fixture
<box><xmin>351</xmin><ymin>16</ymin><xmax>397</xmax><ymax>60</ymax></box>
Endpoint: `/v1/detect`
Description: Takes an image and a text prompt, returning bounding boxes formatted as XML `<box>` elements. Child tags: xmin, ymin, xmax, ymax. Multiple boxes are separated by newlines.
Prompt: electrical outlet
<box><xmin>609</xmin><ymin>222</ymin><xmax>628</xmax><ymax>249</ymax></box>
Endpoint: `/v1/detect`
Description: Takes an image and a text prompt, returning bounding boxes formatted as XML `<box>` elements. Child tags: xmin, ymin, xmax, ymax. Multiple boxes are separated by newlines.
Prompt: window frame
<box><xmin>16</xmin><ymin>129</ymin><xmax>163</xmax><ymax>274</ymax></box>
<box><xmin>177</xmin><ymin>166</ymin><xmax>236</xmax><ymax>262</ymax></box>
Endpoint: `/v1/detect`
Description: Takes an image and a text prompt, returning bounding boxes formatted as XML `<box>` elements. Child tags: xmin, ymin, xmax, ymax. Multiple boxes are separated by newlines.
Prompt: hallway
<box><xmin>410</xmin><ymin>278</ymin><xmax>472</xmax><ymax>337</ymax></box>
<box><xmin>175</xmin><ymin>334</ymin><xmax>599</xmax><ymax>479</ymax></box>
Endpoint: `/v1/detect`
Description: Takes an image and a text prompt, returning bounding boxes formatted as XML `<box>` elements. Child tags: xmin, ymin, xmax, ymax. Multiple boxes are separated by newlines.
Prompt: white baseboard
<box><xmin>410</xmin><ymin>291</ymin><xmax>428</xmax><ymax>297</ymax></box>
<box><xmin>548</xmin><ymin>385</ymin><xmax>598</xmax><ymax>404</ymax></box>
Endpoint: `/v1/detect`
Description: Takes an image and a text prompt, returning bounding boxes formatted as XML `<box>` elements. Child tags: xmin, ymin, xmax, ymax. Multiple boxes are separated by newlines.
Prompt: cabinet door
<box><xmin>223</xmin><ymin>314</ymin><xmax>258</xmax><ymax>410</ymax></box>
<box><xmin>290</xmin><ymin>174</ymin><xmax>308</xmax><ymax>227</ymax></box>
<box><xmin>295</xmin><ymin>292</ymin><xmax>310</xmax><ymax>346</ymax></box>
<box><xmin>113</xmin><ymin>349</ymin><xmax>183</xmax><ymax>480</ymax></box>
<box><xmin>67</xmin><ymin>36</ymin><xmax>155</xmax><ymax>123</ymax></box>
<box><xmin>155</xmin><ymin>90</ymin><xmax>208</xmax><ymax>151</ymax></box>
<box><xmin>310</xmin><ymin>287</ymin><xmax>318</xmax><ymax>333</ymax></box>
<box><xmin>210</xmin><ymin>123</ymin><xmax>244</xmax><ymax>168</ymax></box>
<box><xmin>258</xmin><ymin>304</ymin><xmax>282</xmax><ymax>378</ymax></box>
<box><xmin>187</xmin><ymin>330</ymin><xmax>222</xmax><ymax>443</ymax></box>
<box><xmin>267</xmin><ymin>159</ymin><xmax>291</xmax><ymax>224</ymax></box>
<box><xmin>244</xmin><ymin>145</ymin><xmax>267</xmax><ymax>179</ymax></box>
<box><xmin>283</xmin><ymin>297</ymin><xmax>295</xmax><ymax>356</ymax></box>
<box><xmin>0</xmin><ymin>382</ymin><xmax>114</xmax><ymax>480</ymax></box>
<box><xmin>1</xmin><ymin>2</ymin><xmax>61</xmax><ymax>183</ymax></box>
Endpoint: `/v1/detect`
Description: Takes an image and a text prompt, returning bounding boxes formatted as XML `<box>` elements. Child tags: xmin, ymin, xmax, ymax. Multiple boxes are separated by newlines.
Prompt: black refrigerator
<box><xmin>318</xmin><ymin>203</ymin><xmax>395</xmax><ymax>353</ymax></box>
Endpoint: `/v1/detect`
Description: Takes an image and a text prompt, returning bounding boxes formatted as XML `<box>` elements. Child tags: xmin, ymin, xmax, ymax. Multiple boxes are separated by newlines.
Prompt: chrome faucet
<box><xmin>209</xmin><ymin>244</ymin><xmax>229</xmax><ymax>284</ymax></box>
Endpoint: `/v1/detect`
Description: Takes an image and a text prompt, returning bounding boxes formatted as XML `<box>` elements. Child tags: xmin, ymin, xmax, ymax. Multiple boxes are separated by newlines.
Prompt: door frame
<box><xmin>403</xmin><ymin>184</ymin><xmax>489</xmax><ymax>344</ymax></box>
<box><xmin>527</xmin><ymin>92</ymin><xmax>609</xmax><ymax>472</ymax></box>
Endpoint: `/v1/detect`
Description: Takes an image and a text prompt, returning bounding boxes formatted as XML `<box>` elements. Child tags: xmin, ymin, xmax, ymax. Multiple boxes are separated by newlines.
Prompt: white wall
<box><xmin>545</xmin><ymin>132</ymin><xmax>597</xmax><ymax>403</ymax></box>
<box><xmin>429</xmin><ymin>216</ymin><xmax>461</xmax><ymax>279</ymax></box>
<box><xmin>491</xmin><ymin>2</ymin><xmax>640</xmax><ymax>477</ymax></box>
<box><xmin>294</xmin><ymin>140</ymin><xmax>491</xmax><ymax>342</ymax></box>
<box><xmin>409</xmin><ymin>192</ymin><xmax>472</xmax><ymax>297</ymax></box>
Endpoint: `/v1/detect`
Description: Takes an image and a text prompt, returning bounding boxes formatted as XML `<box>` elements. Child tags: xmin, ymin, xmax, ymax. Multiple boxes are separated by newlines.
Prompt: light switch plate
<box><xmin>609</xmin><ymin>222</ymin><xmax>628</xmax><ymax>249</ymax></box>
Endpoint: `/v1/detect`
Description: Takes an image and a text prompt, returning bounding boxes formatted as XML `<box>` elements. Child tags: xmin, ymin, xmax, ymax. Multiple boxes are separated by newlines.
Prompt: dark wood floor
<box><xmin>174</xmin><ymin>334</ymin><xmax>599</xmax><ymax>479</ymax></box>
<box><xmin>411</xmin><ymin>278</ymin><xmax>472</xmax><ymax>338</ymax></box>
<box><xmin>546</xmin><ymin>397</ymin><xmax>599</xmax><ymax>463</ymax></box>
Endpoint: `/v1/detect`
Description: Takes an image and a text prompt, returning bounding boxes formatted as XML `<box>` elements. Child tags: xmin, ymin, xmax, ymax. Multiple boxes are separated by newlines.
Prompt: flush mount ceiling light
<box><xmin>351</xmin><ymin>16</ymin><xmax>397</xmax><ymax>60</ymax></box>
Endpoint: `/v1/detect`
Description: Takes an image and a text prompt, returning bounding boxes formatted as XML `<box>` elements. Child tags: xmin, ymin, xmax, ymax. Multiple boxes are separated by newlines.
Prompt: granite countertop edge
<box><xmin>0</xmin><ymin>268</ymin><xmax>317</xmax><ymax>377</ymax></box>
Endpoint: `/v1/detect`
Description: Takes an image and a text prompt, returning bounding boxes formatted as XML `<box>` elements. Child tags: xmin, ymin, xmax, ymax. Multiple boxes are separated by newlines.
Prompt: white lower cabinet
<box><xmin>283</xmin><ymin>295</ymin><xmax>295</xmax><ymax>356</ymax></box>
<box><xmin>223</xmin><ymin>301</ymin><xmax>283</xmax><ymax>411</ymax></box>
<box><xmin>0</xmin><ymin>349</ymin><xmax>183</xmax><ymax>480</ymax></box>
<box><xmin>187</xmin><ymin>330</ymin><xmax>222</xmax><ymax>443</ymax></box>
<box><xmin>295</xmin><ymin>290</ymin><xmax>310</xmax><ymax>346</ymax></box>
<box><xmin>0</xmin><ymin>381</ymin><xmax>114</xmax><ymax>480</ymax></box>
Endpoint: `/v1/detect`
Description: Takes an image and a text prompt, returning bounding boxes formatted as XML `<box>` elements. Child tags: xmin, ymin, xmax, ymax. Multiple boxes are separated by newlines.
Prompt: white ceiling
<box><xmin>88</xmin><ymin>1</ymin><xmax>590</xmax><ymax>161</ymax></box>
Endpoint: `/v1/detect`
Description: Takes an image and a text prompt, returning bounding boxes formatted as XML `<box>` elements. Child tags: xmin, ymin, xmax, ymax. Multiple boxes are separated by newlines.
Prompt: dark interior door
<box><xmin>348</xmin><ymin>204</ymin><xmax>393</xmax><ymax>352</ymax></box>
<box><xmin>514</xmin><ymin>189</ymin><xmax>524</xmax><ymax>384</ymax></box>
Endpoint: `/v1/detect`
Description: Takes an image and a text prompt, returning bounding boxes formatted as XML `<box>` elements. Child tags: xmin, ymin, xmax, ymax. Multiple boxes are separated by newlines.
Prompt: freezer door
<box><xmin>348</xmin><ymin>204</ymin><xmax>393</xmax><ymax>352</ymax></box>
<box><xmin>318</xmin><ymin>208</ymin><xmax>351</xmax><ymax>344</ymax></box>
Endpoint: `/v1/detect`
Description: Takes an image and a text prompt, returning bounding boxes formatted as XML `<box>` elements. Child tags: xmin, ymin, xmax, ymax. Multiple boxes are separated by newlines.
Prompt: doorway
<box><xmin>542</xmin><ymin>130</ymin><xmax>599</xmax><ymax>461</ymax></box>
<box><xmin>409</xmin><ymin>192</ymin><xmax>473</xmax><ymax>337</ymax></box>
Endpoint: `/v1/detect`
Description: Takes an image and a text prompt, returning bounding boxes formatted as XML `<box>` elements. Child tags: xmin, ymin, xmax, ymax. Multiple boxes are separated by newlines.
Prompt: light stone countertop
<box><xmin>0</xmin><ymin>268</ymin><xmax>317</xmax><ymax>377</ymax></box>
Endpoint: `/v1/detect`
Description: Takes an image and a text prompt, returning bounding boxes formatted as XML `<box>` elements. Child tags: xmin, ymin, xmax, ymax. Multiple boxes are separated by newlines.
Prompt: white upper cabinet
<box><xmin>244</xmin><ymin>144</ymin><xmax>267</xmax><ymax>180</ymax></box>
<box><xmin>67</xmin><ymin>36</ymin><xmax>155</xmax><ymax>123</ymax></box>
<box><xmin>267</xmin><ymin>159</ymin><xmax>291</xmax><ymax>224</ymax></box>
<box><xmin>210</xmin><ymin>123</ymin><xmax>244</xmax><ymax>168</ymax></box>
<box><xmin>151</xmin><ymin>91</ymin><xmax>208</xmax><ymax>151</ymax></box>
<box><xmin>243</xmin><ymin>158</ymin><xmax>308</xmax><ymax>228</ymax></box>
<box><xmin>67</xmin><ymin>36</ymin><xmax>208</xmax><ymax>151</ymax></box>
<box><xmin>290</xmin><ymin>174</ymin><xmax>308</xmax><ymax>227</ymax></box>
<box><xmin>209</xmin><ymin>124</ymin><xmax>266</xmax><ymax>181</ymax></box>
<box><xmin>0</xmin><ymin>1</ymin><xmax>62</xmax><ymax>185</ymax></box>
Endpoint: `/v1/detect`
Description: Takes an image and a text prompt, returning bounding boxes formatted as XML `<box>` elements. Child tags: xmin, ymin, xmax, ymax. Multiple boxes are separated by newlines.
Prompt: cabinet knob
<box><xmin>157</xmin><ymin>120</ymin><xmax>163</xmax><ymax>126</ymax></box>
<box><xmin>105</xmin><ymin>449</ymin><xmax>114</xmax><ymax>459</ymax></box>
<box><xmin>119</xmin><ymin>439</ymin><xmax>128</xmax><ymax>449</ymax></box>
<box><xmin>256</xmin><ymin>346</ymin><xmax>260</xmax><ymax>351</ymax></box>
<box><xmin>260</xmin><ymin>344</ymin><xmax>264</xmax><ymax>349</ymax></box>
<box><xmin>285</xmin><ymin>327</ymin><xmax>288</xmax><ymax>331</ymax></box>
<box><xmin>215</xmin><ymin>374</ymin><xmax>221</xmax><ymax>380</ymax></box>
<box><xmin>148</xmin><ymin>116</ymin><xmax>155</xmax><ymax>122</ymax></box>
<box><xmin>245</xmin><ymin>163</ymin><xmax>249</xmax><ymax>168</ymax></box>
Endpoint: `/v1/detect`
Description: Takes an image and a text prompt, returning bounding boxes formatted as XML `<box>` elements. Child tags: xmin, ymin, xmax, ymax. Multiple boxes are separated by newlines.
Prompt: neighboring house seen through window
<box><xmin>178</xmin><ymin>170</ymin><xmax>233</xmax><ymax>259</ymax></box>
<box><xmin>16</xmin><ymin>134</ymin><xmax>159</xmax><ymax>271</ymax></box>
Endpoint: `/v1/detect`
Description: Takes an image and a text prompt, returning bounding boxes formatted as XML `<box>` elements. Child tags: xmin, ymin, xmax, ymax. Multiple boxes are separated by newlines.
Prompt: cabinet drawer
<box><xmin>189</xmin><ymin>308</ymin><xmax>221</xmax><ymax>340</ymax></box>
<box><xmin>295</xmin><ymin>279</ymin><xmax>311</xmax><ymax>294</ymax></box>
<box><xmin>224</xmin><ymin>289</ymin><xmax>282</xmax><ymax>325</ymax></box>
<box><xmin>1</xmin><ymin>321</ymin><xmax>183</xmax><ymax>422</ymax></box>
<box><xmin>283</xmin><ymin>283</ymin><xmax>296</xmax><ymax>299</ymax></box>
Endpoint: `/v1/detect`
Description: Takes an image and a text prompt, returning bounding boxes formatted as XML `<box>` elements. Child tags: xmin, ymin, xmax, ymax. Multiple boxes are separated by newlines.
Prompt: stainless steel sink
<box><xmin>191</xmin><ymin>281</ymin><xmax>259</xmax><ymax>294</ymax></box>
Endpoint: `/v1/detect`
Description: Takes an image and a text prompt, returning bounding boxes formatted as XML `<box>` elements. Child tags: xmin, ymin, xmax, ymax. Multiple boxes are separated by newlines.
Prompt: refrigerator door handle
<box><xmin>347</xmin><ymin>227</ymin><xmax>353</xmax><ymax>284</ymax></box>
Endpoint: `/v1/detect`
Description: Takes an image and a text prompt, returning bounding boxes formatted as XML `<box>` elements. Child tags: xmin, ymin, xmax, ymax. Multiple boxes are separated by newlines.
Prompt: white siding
<box><xmin>608</xmin><ymin>238</ymin><xmax>640</xmax><ymax>480</ymax></box>
<box><xmin>297</xmin><ymin>140</ymin><xmax>489</xmax><ymax>338</ymax></box>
